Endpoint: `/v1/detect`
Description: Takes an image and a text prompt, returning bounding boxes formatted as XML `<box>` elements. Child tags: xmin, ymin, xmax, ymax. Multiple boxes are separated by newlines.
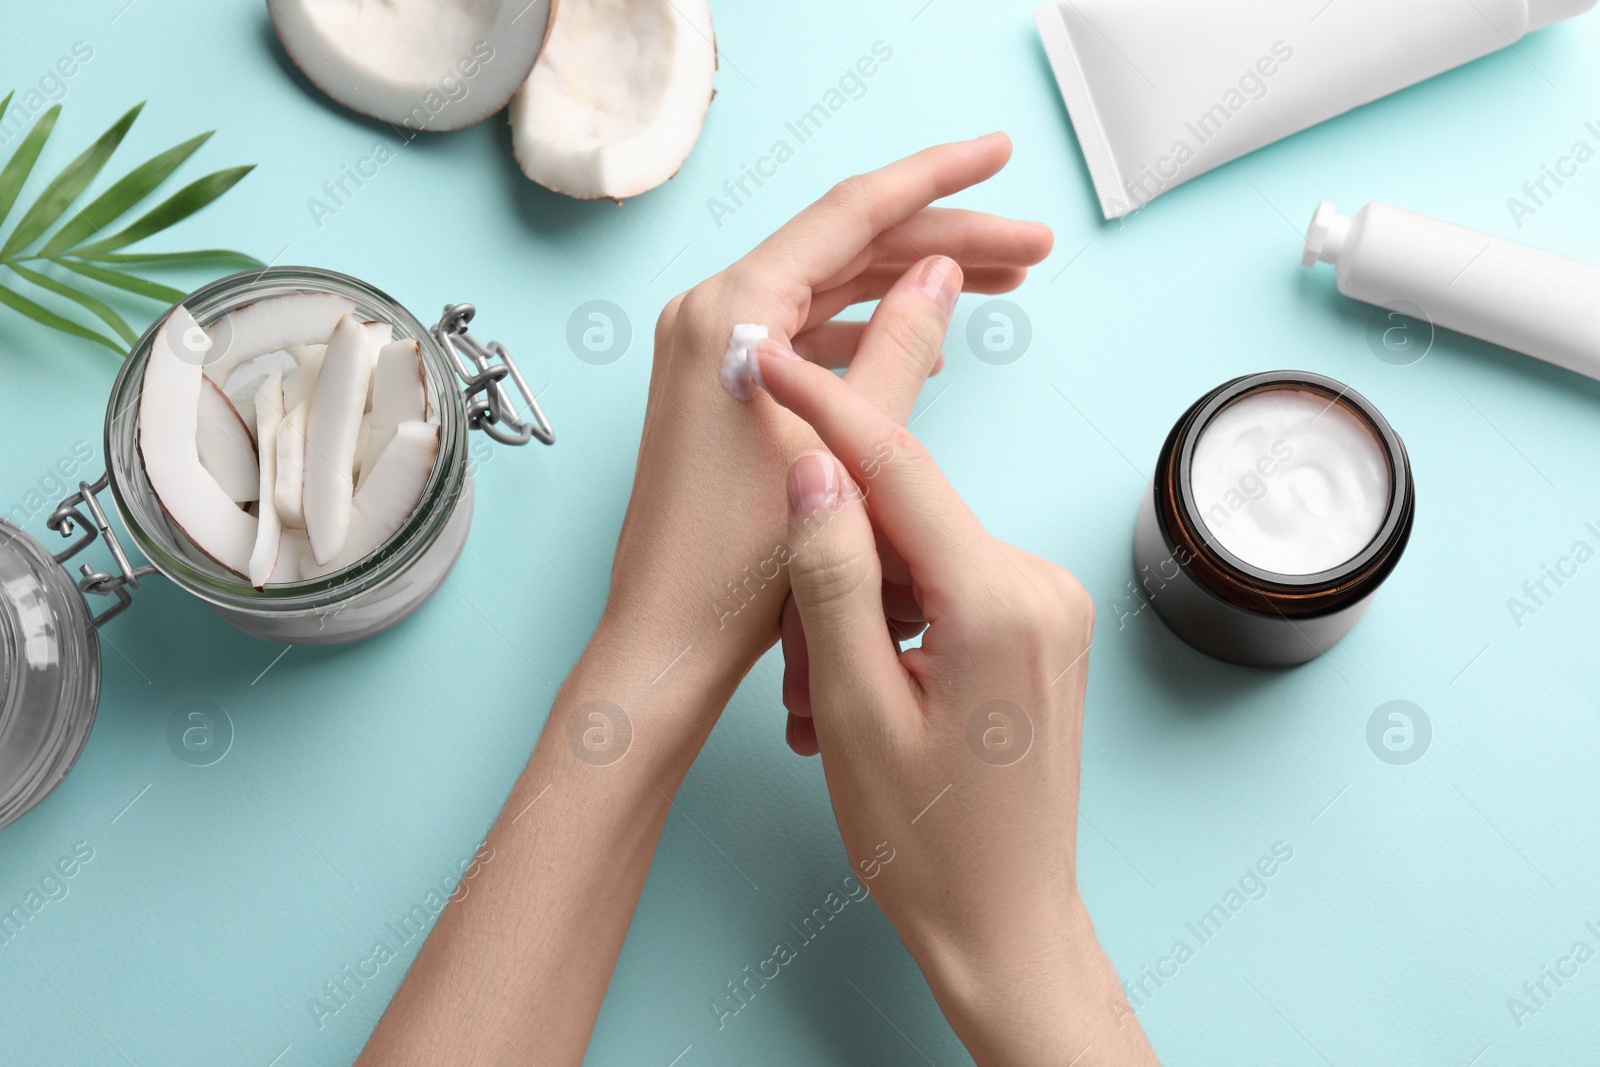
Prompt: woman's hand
<box><xmin>358</xmin><ymin>138</ymin><xmax>1053</xmax><ymax>1067</ymax></box>
<box><xmin>754</xmin><ymin>345</ymin><xmax>1161</xmax><ymax>1067</ymax></box>
<box><xmin>604</xmin><ymin>134</ymin><xmax>1052</xmax><ymax>723</ymax></box>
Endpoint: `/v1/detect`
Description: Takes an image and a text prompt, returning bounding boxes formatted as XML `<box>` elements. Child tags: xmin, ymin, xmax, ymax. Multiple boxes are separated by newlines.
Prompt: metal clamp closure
<box><xmin>47</xmin><ymin>473</ymin><xmax>157</xmax><ymax>629</ymax></box>
<box><xmin>432</xmin><ymin>303</ymin><xmax>555</xmax><ymax>447</ymax></box>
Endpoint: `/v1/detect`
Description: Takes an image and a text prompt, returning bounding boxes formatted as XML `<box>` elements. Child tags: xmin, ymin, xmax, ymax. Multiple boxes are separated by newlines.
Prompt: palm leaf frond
<box><xmin>0</xmin><ymin>97</ymin><xmax>257</xmax><ymax>358</ymax></box>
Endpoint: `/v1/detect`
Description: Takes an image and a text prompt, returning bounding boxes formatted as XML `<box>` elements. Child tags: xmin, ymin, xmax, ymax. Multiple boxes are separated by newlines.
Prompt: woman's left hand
<box><xmin>604</xmin><ymin>133</ymin><xmax>1052</xmax><ymax>716</ymax></box>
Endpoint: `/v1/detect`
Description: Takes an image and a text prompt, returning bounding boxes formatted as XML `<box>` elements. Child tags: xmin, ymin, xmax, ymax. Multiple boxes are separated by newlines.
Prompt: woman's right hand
<box><xmin>754</xmin><ymin>344</ymin><xmax>1161</xmax><ymax>1067</ymax></box>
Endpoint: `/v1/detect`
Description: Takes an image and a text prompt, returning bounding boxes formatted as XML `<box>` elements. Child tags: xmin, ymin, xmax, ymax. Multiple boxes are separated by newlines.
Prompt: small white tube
<box><xmin>1303</xmin><ymin>201</ymin><xmax>1600</xmax><ymax>380</ymax></box>
<box><xmin>1032</xmin><ymin>0</ymin><xmax>1596</xmax><ymax>219</ymax></box>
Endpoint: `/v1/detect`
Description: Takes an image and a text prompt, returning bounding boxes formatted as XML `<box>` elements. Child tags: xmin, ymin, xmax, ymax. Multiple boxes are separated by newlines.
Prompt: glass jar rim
<box><xmin>103</xmin><ymin>266</ymin><xmax>468</xmax><ymax>615</ymax></box>
<box><xmin>1154</xmin><ymin>370</ymin><xmax>1415</xmax><ymax>616</ymax></box>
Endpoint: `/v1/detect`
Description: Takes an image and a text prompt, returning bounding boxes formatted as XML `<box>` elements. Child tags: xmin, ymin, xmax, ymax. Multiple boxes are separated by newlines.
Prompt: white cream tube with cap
<box><xmin>1033</xmin><ymin>0</ymin><xmax>1597</xmax><ymax>219</ymax></box>
<box><xmin>1303</xmin><ymin>201</ymin><xmax>1600</xmax><ymax>380</ymax></box>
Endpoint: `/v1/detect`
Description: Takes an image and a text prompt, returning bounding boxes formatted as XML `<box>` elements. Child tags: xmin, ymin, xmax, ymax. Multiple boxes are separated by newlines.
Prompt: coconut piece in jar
<box><xmin>138</xmin><ymin>305</ymin><xmax>257</xmax><ymax>576</ymax></box>
<box><xmin>303</xmin><ymin>315</ymin><xmax>374</xmax><ymax>565</ymax></box>
<box><xmin>203</xmin><ymin>292</ymin><xmax>356</xmax><ymax>386</ymax></box>
<box><xmin>274</xmin><ymin>400</ymin><xmax>311</xmax><ymax>529</ymax></box>
<box><xmin>196</xmin><ymin>377</ymin><xmax>261</xmax><ymax>503</ymax></box>
<box><xmin>247</xmin><ymin>369</ymin><xmax>288</xmax><ymax>588</ymax></box>
<box><xmin>303</xmin><ymin>420</ymin><xmax>439</xmax><ymax>578</ymax></box>
<box><xmin>356</xmin><ymin>339</ymin><xmax>426</xmax><ymax>487</ymax></box>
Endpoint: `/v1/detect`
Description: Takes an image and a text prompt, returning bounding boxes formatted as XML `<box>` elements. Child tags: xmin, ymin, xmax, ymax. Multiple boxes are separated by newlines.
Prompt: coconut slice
<box><xmin>283</xmin><ymin>344</ymin><xmax>327</xmax><ymax>412</ymax></box>
<box><xmin>362</xmin><ymin>321</ymin><xmax>393</xmax><ymax>364</ymax></box>
<box><xmin>304</xmin><ymin>421</ymin><xmax>439</xmax><ymax>578</ymax></box>
<box><xmin>226</xmin><ymin>370</ymin><xmax>268</xmax><ymax>443</ymax></box>
<box><xmin>203</xmin><ymin>292</ymin><xmax>356</xmax><ymax>387</ymax></box>
<box><xmin>303</xmin><ymin>315</ymin><xmax>372</xmax><ymax>565</ymax></box>
<box><xmin>509</xmin><ymin>0</ymin><xmax>715</xmax><ymax>199</ymax></box>
<box><xmin>223</xmin><ymin>348</ymin><xmax>299</xmax><ymax>434</ymax></box>
<box><xmin>353</xmin><ymin>420</ymin><xmax>371</xmax><ymax>482</ymax></box>
<box><xmin>268</xmin><ymin>0</ymin><xmax>554</xmax><ymax>131</ymax></box>
<box><xmin>248</xmin><ymin>370</ymin><xmax>288</xmax><ymax>588</ymax></box>
<box><xmin>356</xmin><ymin>339</ymin><xmax>426</xmax><ymax>487</ymax></box>
<box><xmin>275</xmin><ymin>401</ymin><xmax>311</xmax><ymax>528</ymax></box>
<box><xmin>361</xmin><ymin>321</ymin><xmax>394</xmax><ymax>407</ymax></box>
<box><xmin>138</xmin><ymin>306</ymin><xmax>258</xmax><ymax>577</ymax></box>
<box><xmin>197</xmin><ymin>378</ymin><xmax>262</xmax><ymax>503</ymax></box>
<box><xmin>275</xmin><ymin>528</ymin><xmax>311</xmax><ymax>584</ymax></box>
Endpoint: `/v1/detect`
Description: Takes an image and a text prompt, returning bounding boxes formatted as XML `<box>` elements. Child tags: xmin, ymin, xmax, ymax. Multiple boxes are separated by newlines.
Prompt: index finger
<box><xmin>755</xmin><ymin>340</ymin><xmax>988</xmax><ymax>596</ymax></box>
<box><xmin>744</xmin><ymin>133</ymin><xmax>1013</xmax><ymax>289</ymax></box>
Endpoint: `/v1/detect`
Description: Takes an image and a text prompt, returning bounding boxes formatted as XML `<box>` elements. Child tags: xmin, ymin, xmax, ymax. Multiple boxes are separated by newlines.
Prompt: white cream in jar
<box><xmin>1133</xmin><ymin>372</ymin><xmax>1414</xmax><ymax>667</ymax></box>
<box><xmin>1188</xmin><ymin>388</ymin><xmax>1390</xmax><ymax>575</ymax></box>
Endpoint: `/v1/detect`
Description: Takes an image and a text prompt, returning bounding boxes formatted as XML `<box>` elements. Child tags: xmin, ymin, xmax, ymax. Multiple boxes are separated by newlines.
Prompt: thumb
<box><xmin>784</xmin><ymin>452</ymin><xmax>903</xmax><ymax>711</ymax></box>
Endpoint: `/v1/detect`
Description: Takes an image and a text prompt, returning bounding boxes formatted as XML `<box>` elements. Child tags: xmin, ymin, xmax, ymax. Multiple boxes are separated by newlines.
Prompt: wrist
<box><xmin>915</xmin><ymin>895</ymin><xmax>1158</xmax><ymax>1067</ymax></box>
<box><xmin>560</xmin><ymin>610</ymin><xmax>750</xmax><ymax>780</ymax></box>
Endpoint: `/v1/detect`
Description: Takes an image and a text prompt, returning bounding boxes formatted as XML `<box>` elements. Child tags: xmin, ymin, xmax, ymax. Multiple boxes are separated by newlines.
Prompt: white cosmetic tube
<box><xmin>1303</xmin><ymin>201</ymin><xmax>1600</xmax><ymax>380</ymax></box>
<box><xmin>1033</xmin><ymin>0</ymin><xmax>1596</xmax><ymax>219</ymax></box>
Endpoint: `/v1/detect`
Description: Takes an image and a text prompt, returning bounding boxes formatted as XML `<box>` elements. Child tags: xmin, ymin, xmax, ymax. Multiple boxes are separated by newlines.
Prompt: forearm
<box><xmin>356</xmin><ymin>617</ymin><xmax>743</xmax><ymax>1066</ymax></box>
<box><xmin>917</xmin><ymin>896</ymin><xmax>1160</xmax><ymax>1067</ymax></box>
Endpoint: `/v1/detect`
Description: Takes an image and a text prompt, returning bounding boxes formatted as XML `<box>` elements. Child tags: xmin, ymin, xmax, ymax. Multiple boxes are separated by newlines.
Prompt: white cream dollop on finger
<box><xmin>719</xmin><ymin>324</ymin><xmax>769</xmax><ymax>401</ymax></box>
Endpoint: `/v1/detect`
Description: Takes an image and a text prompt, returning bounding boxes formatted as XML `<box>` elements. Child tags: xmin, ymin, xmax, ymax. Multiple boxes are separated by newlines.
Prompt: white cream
<box><xmin>719</xmin><ymin>323</ymin><xmax>768</xmax><ymax>400</ymax></box>
<box><xmin>1189</xmin><ymin>388</ymin><xmax>1389</xmax><ymax>575</ymax></box>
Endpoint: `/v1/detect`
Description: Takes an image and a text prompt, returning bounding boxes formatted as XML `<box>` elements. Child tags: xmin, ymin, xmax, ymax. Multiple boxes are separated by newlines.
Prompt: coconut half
<box><xmin>138</xmin><ymin>306</ymin><xmax>258</xmax><ymax>577</ymax></box>
<box><xmin>303</xmin><ymin>315</ymin><xmax>373</xmax><ymax>565</ymax></box>
<box><xmin>509</xmin><ymin>0</ymin><xmax>715</xmax><ymax>199</ymax></box>
<box><xmin>268</xmin><ymin>0</ymin><xmax>555</xmax><ymax>131</ymax></box>
<box><xmin>204</xmin><ymin>292</ymin><xmax>356</xmax><ymax>387</ymax></box>
<box><xmin>197</xmin><ymin>378</ymin><xmax>262</xmax><ymax>503</ymax></box>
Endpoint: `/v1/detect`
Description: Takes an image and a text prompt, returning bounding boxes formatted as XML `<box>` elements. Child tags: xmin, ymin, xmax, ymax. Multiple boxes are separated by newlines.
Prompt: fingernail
<box><xmin>754</xmin><ymin>339</ymin><xmax>802</xmax><ymax>392</ymax></box>
<box><xmin>785</xmin><ymin>713</ymin><xmax>796</xmax><ymax>750</ymax></box>
<box><xmin>787</xmin><ymin>452</ymin><xmax>840</xmax><ymax>517</ymax></box>
<box><xmin>917</xmin><ymin>256</ymin><xmax>960</xmax><ymax>317</ymax></box>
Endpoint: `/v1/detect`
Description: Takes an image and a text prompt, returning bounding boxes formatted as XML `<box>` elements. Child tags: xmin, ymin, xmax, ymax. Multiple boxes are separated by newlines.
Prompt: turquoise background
<box><xmin>3</xmin><ymin>1</ymin><xmax>1599</xmax><ymax>1063</ymax></box>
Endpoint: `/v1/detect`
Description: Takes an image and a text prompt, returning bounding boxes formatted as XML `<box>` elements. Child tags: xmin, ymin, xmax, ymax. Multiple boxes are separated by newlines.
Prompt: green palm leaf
<box><xmin>77</xmin><ymin>248</ymin><xmax>265</xmax><ymax>270</ymax></box>
<box><xmin>0</xmin><ymin>102</ymin><xmax>142</xmax><ymax>260</ymax></box>
<box><xmin>7</xmin><ymin>261</ymin><xmax>138</xmax><ymax>345</ymax></box>
<box><xmin>70</xmin><ymin>164</ymin><xmax>254</xmax><ymax>257</ymax></box>
<box><xmin>0</xmin><ymin>282</ymin><xmax>121</xmax><ymax>353</ymax></box>
<box><xmin>53</xmin><ymin>256</ymin><xmax>187</xmax><ymax>303</ymax></box>
<box><xmin>0</xmin><ymin>96</ymin><xmax>257</xmax><ymax>358</ymax></box>
<box><xmin>41</xmin><ymin>130</ymin><xmax>211</xmax><ymax>255</ymax></box>
<box><xmin>0</xmin><ymin>104</ymin><xmax>60</xmax><ymax>229</ymax></box>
